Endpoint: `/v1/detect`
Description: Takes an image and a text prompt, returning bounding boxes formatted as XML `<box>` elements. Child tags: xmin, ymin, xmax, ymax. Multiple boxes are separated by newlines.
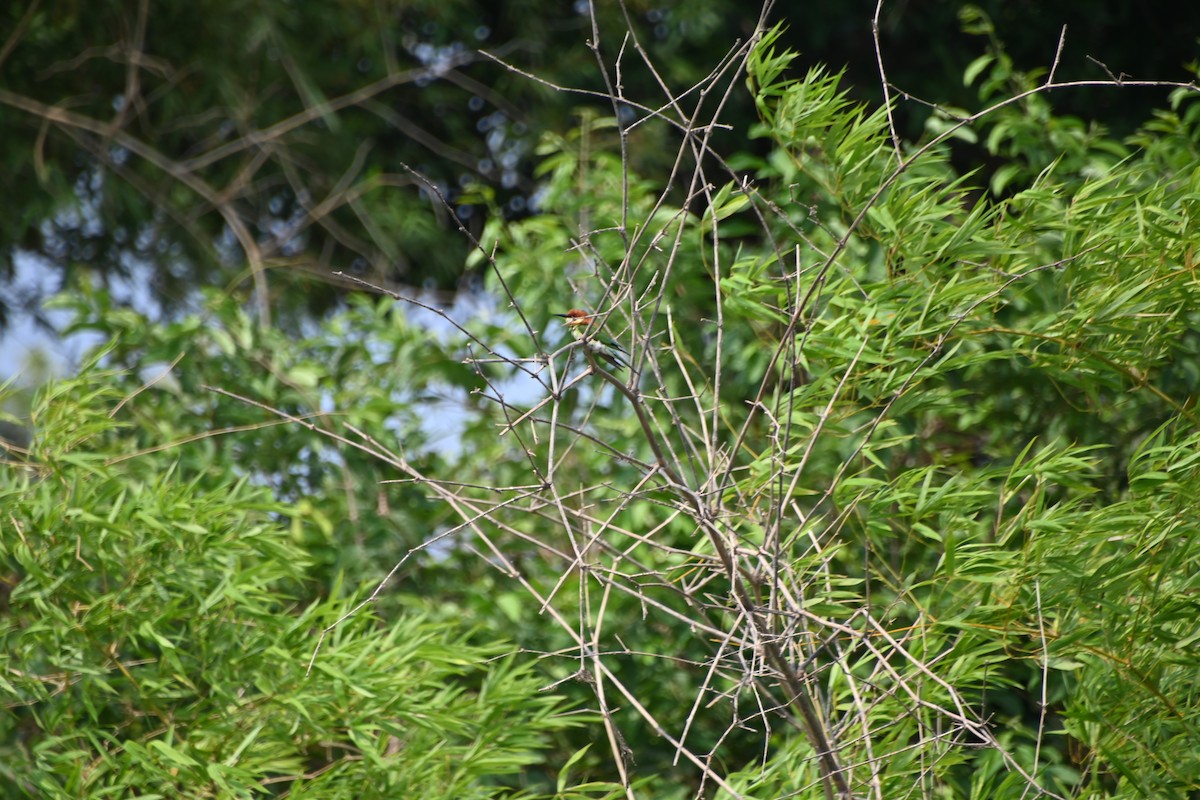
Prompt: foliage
<box><xmin>4</xmin><ymin>6</ymin><xmax>1200</xmax><ymax>800</ymax></box>
<box><xmin>0</xmin><ymin>368</ymin><xmax>593</xmax><ymax>798</ymax></box>
<box><xmin>0</xmin><ymin>0</ymin><xmax>753</xmax><ymax>329</ymax></box>
<box><xmin>453</xmin><ymin>22</ymin><xmax>1200</xmax><ymax>799</ymax></box>
<box><xmin>2</xmin><ymin>1</ymin><xmax>1197</xmax><ymax>331</ymax></box>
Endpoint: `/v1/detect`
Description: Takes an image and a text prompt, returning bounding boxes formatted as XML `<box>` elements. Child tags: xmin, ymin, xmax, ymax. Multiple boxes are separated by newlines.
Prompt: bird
<box><xmin>554</xmin><ymin>309</ymin><xmax>629</xmax><ymax>370</ymax></box>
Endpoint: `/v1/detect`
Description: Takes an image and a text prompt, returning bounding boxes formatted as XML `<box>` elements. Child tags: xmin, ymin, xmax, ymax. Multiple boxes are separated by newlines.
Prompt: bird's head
<box><xmin>554</xmin><ymin>309</ymin><xmax>595</xmax><ymax>328</ymax></box>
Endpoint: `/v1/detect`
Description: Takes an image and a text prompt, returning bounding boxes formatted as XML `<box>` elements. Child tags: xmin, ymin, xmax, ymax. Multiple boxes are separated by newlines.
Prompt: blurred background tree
<box><xmin>1</xmin><ymin>0</ymin><xmax>1197</xmax><ymax>334</ymax></box>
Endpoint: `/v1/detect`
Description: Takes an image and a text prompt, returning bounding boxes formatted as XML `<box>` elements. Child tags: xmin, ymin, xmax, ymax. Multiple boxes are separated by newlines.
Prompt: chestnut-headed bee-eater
<box><xmin>554</xmin><ymin>309</ymin><xmax>628</xmax><ymax>370</ymax></box>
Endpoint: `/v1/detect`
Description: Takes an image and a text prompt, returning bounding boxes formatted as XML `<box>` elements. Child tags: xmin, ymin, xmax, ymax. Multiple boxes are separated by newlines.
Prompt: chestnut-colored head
<box><xmin>554</xmin><ymin>309</ymin><xmax>595</xmax><ymax>327</ymax></box>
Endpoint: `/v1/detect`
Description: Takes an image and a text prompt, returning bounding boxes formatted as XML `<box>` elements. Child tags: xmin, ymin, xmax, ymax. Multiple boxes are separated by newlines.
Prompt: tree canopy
<box><xmin>1</xmin><ymin>1</ymin><xmax>1197</xmax><ymax>329</ymax></box>
<box><xmin>4</xmin><ymin>3</ymin><xmax>1200</xmax><ymax>799</ymax></box>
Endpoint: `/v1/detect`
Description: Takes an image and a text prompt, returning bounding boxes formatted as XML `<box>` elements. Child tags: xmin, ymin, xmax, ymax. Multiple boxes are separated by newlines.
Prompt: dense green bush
<box><xmin>0</xmin><ymin>368</ymin><xmax>593</xmax><ymax>798</ymax></box>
